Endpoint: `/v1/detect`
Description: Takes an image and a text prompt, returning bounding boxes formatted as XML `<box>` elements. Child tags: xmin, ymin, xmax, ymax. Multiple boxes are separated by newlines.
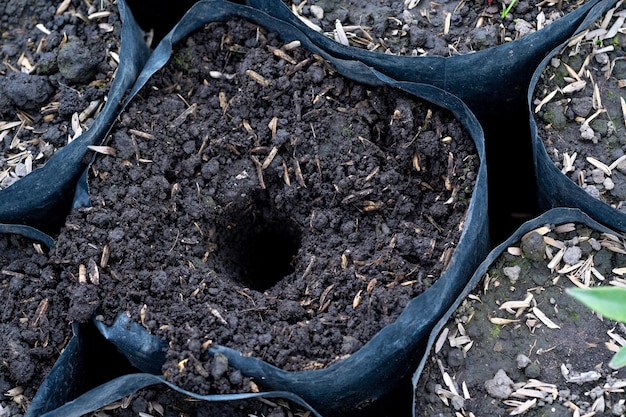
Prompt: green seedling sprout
<box><xmin>501</xmin><ymin>0</ymin><xmax>518</xmax><ymax>19</ymax></box>
<box><xmin>567</xmin><ymin>286</ymin><xmax>626</xmax><ymax>369</ymax></box>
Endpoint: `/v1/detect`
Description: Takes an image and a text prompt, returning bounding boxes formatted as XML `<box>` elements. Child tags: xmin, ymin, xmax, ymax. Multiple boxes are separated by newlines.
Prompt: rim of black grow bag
<box><xmin>244</xmin><ymin>0</ymin><xmax>603</xmax><ymax>120</ymax></box>
<box><xmin>25</xmin><ymin>1</ymin><xmax>489</xmax><ymax>416</ymax></box>
<box><xmin>239</xmin><ymin>0</ymin><xmax>615</xmax><ymax>245</ymax></box>
<box><xmin>528</xmin><ymin>0</ymin><xmax>626</xmax><ymax>233</ymax></box>
<box><xmin>0</xmin><ymin>0</ymin><xmax>150</xmax><ymax>247</ymax></box>
<box><xmin>410</xmin><ymin>206</ymin><xmax>626</xmax><ymax>416</ymax></box>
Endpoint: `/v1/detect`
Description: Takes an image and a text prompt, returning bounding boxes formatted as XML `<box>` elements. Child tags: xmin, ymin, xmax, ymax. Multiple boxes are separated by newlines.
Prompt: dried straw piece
<box><xmin>32</xmin><ymin>298</ymin><xmax>49</xmax><ymax>328</ymax></box>
<box><xmin>586</xmin><ymin>156</ymin><xmax>611</xmax><ymax>176</ymax></box>
<box><xmin>534</xmin><ymin>90</ymin><xmax>557</xmax><ymax>113</ymax></box>
<box><xmin>489</xmin><ymin>317</ymin><xmax>520</xmax><ymax>325</ymax></box>
<box><xmin>334</xmin><ymin>20</ymin><xmax>350</xmax><ymax>46</ymax></box>
<box><xmin>56</xmin><ymin>0</ymin><xmax>71</xmax><ymax>15</ymax></box>
<box><xmin>245</xmin><ymin>69</ymin><xmax>270</xmax><ymax>87</ymax></box>
<box><xmin>88</xmin><ymin>145</ymin><xmax>116</xmax><ymax>156</ymax></box>
<box><xmin>532</xmin><ymin>306</ymin><xmax>560</xmax><ymax>329</ymax></box>
<box><xmin>88</xmin><ymin>11</ymin><xmax>112</xmax><ymax>20</ymax></box>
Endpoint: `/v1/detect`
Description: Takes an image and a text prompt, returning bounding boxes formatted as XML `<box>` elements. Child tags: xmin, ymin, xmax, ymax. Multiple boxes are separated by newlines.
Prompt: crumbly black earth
<box><xmin>0</xmin><ymin>0</ymin><xmax>120</xmax><ymax>188</ymax></box>
<box><xmin>290</xmin><ymin>0</ymin><xmax>583</xmax><ymax>56</ymax></box>
<box><xmin>52</xmin><ymin>17</ymin><xmax>476</xmax><ymax>395</ymax></box>
<box><xmin>0</xmin><ymin>11</ymin><xmax>477</xmax><ymax>417</ymax></box>
<box><xmin>0</xmin><ymin>0</ymin><xmax>613</xmax><ymax>416</ymax></box>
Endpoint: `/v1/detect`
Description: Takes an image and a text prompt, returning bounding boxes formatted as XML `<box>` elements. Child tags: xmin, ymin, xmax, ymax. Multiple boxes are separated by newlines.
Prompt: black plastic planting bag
<box><xmin>25</xmin><ymin>1</ymin><xmax>489</xmax><ymax>416</ymax></box>
<box><xmin>529</xmin><ymin>0</ymin><xmax>626</xmax><ymax>233</ymax></box>
<box><xmin>245</xmin><ymin>0</ymin><xmax>603</xmax><ymax>119</ymax></box>
<box><xmin>409</xmin><ymin>206</ymin><xmax>624</xmax><ymax>416</ymax></box>
<box><xmin>27</xmin><ymin>314</ymin><xmax>322</xmax><ymax>417</ymax></box>
<box><xmin>0</xmin><ymin>0</ymin><xmax>150</xmax><ymax>246</ymax></box>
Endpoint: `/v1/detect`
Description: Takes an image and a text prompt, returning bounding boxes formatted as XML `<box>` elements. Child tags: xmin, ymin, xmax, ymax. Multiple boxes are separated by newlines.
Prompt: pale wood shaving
<box><xmin>544</xmin><ymin>236</ymin><xmax>566</xmax><ymax>250</ymax></box>
<box><xmin>554</xmin><ymin>223</ymin><xmax>576</xmax><ymax>233</ymax></box>
<box><xmin>562</xmin><ymin>80</ymin><xmax>586</xmax><ymax>93</ymax></box>
<box><xmin>547</xmin><ymin>247</ymin><xmax>565</xmax><ymax>271</ymax></box>
<box><xmin>489</xmin><ymin>317</ymin><xmax>520</xmax><ymax>325</ymax></box>
<box><xmin>505</xmin><ymin>398</ymin><xmax>537</xmax><ymax>415</ymax></box>
<box><xmin>507</xmin><ymin>247</ymin><xmax>523</xmax><ymax>256</ymax></box>
<box><xmin>499</xmin><ymin>293</ymin><xmax>533</xmax><ymax>313</ymax></box>
<box><xmin>532</xmin><ymin>306</ymin><xmax>560</xmax><ymax>329</ymax></box>
<box><xmin>534</xmin><ymin>89</ymin><xmax>557</xmax><ymax>113</ymax></box>
<box><xmin>435</xmin><ymin>327</ymin><xmax>449</xmax><ymax>353</ymax></box>
<box><xmin>608</xmin><ymin>327</ymin><xmax>626</xmax><ymax>346</ymax></box>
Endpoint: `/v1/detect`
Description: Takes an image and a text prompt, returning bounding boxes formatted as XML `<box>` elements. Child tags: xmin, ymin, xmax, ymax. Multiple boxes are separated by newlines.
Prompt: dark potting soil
<box><xmin>288</xmin><ymin>0</ymin><xmax>584</xmax><ymax>56</ymax></box>
<box><xmin>49</xmin><ymin>17</ymin><xmax>478</xmax><ymax>398</ymax></box>
<box><xmin>0</xmin><ymin>0</ymin><xmax>120</xmax><ymax>189</ymax></box>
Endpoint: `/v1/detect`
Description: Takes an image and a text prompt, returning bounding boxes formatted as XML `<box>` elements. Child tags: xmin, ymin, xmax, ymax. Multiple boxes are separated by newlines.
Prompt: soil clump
<box><xmin>289</xmin><ymin>0</ymin><xmax>584</xmax><ymax>56</ymax></box>
<box><xmin>0</xmin><ymin>10</ymin><xmax>478</xmax><ymax>416</ymax></box>
<box><xmin>0</xmin><ymin>0</ymin><xmax>120</xmax><ymax>189</ymax></box>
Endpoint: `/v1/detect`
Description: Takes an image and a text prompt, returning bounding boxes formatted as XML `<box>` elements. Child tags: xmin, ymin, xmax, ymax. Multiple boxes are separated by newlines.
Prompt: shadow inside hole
<box><xmin>240</xmin><ymin>220</ymin><xmax>301</xmax><ymax>291</ymax></box>
<box><xmin>220</xmin><ymin>197</ymin><xmax>302</xmax><ymax>292</ymax></box>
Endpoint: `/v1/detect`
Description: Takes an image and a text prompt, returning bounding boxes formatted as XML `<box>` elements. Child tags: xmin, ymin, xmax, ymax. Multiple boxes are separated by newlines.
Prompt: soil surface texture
<box><xmin>54</xmin><ymin>15</ymin><xmax>476</xmax><ymax>395</ymax></box>
<box><xmin>0</xmin><ymin>7</ymin><xmax>477</xmax><ymax>417</ymax></box>
<box><xmin>2</xmin><ymin>0</ymin><xmax>625</xmax><ymax>417</ymax></box>
<box><xmin>415</xmin><ymin>223</ymin><xmax>626</xmax><ymax>417</ymax></box>
<box><xmin>287</xmin><ymin>0</ymin><xmax>584</xmax><ymax>56</ymax></box>
<box><xmin>0</xmin><ymin>0</ymin><xmax>120</xmax><ymax>189</ymax></box>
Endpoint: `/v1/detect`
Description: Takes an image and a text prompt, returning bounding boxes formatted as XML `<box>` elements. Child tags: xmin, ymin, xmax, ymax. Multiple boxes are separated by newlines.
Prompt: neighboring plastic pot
<box><xmin>25</xmin><ymin>1</ymin><xmax>490</xmax><ymax>416</ymax></box>
<box><xmin>410</xmin><ymin>206</ymin><xmax>625</xmax><ymax>416</ymax></box>
<box><xmin>529</xmin><ymin>0</ymin><xmax>626</xmax><ymax>233</ymax></box>
<box><xmin>245</xmin><ymin>0</ymin><xmax>606</xmax><ymax>121</ymax></box>
<box><xmin>247</xmin><ymin>0</ymin><xmax>616</xmax><ymax>243</ymax></box>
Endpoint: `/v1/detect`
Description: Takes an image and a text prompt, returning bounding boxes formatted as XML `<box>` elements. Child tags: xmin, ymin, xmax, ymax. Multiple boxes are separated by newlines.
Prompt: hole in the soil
<box><xmin>241</xmin><ymin>220</ymin><xmax>301</xmax><ymax>290</ymax></box>
<box><xmin>221</xmin><ymin>195</ymin><xmax>302</xmax><ymax>291</ymax></box>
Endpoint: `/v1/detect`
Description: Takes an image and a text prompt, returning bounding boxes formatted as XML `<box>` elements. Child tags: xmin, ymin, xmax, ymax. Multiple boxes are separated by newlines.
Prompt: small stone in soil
<box><xmin>524</xmin><ymin>361</ymin><xmax>541</xmax><ymax>379</ymax></box>
<box><xmin>211</xmin><ymin>353</ymin><xmax>229</xmax><ymax>380</ymax></box>
<box><xmin>562</xmin><ymin>246</ymin><xmax>582</xmax><ymax>265</ymax></box>
<box><xmin>583</xmin><ymin>184</ymin><xmax>600</xmax><ymax>199</ymax></box>
<box><xmin>484</xmin><ymin>369</ymin><xmax>514</xmax><ymax>400</ymax></box>
<box><xmin>516</xmin><ymin>353</ymin><xmax>531</xmax><ymax>369</ymax></box>
<box><xmin>451</xmin><ymin>395</ymin><xmax>464</xmax><ymax>411</ymax></box>
<box><xmin>447</xmin><ymin>348</ymin><xmax>464</xmax><ymax>367</ymax></box>
<box><xmin>521</xmin><ymin>231</ymin><xmax>546</xmax><ymax>262</ymax></box>
<box><xmin>504</xmin><ymin>265</ymin><xmax>521</xmax><ymax>282</ymax></box>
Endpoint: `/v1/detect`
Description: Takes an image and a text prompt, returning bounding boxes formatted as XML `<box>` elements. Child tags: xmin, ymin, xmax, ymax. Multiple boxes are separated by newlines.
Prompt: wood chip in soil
<box><xmin>285</xmin><ymin>0</ymin><xmax>587</xmax><ymax>57</ymax></box>
<box><xmin>0</xmin><ymin>0</ymin><xmax>120</xmax><ymax>189</ymax></box>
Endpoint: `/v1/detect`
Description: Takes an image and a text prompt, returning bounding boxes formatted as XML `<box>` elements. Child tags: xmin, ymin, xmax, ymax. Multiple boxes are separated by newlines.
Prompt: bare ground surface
<box><xmin>54</xmin><ymin>15</ymin><xmax>476</xmax><ymax>394</ymax></box>
<box><xmin>286</xmin><ymin>0</ymin><xmax>583</xmax><ymax>56</ymax></box>
<box><xmin>0</xmin><ymin>0</ymin><xmax>120</xmax><ymax>189</ymax></box>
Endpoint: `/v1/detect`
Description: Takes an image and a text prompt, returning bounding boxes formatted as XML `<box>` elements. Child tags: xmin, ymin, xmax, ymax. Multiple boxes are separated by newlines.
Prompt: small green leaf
<box><xmin>566</xmin><ymin>287</ymin><xmax>626</xmax><ymax>323</ymax></box>
<box><xmin>610</xmin><ymin>346</ymin><xmax>626</xmax><ymax>369</ymax></box>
